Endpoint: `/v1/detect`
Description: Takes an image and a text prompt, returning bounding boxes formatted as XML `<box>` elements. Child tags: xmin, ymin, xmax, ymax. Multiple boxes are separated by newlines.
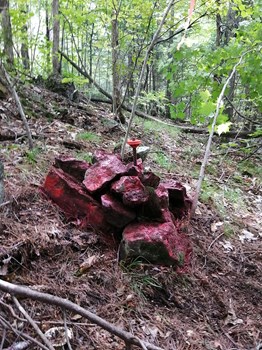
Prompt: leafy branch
<box><xmin>191</xmin><ymin>49</ymin><xmax>254</xmax><ymax>217</ymax></box>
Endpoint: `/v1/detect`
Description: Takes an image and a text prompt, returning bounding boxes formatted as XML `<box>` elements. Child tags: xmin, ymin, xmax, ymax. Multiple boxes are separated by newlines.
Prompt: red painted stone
<box><xmin>138</xmin><ymin>186</ymin><xmax>162</xmax><ymax>220</ymax></box>
<box><xmin>162</xmin><ymin>180</ymin><xmax>192</xmax><ymax>218</ymax></box>
<box><xmin>101</xmin><ymin>193</ymin><xmax>136</xmax><ymax>228</ymax></box>
<box><xmin>126</xmin><ymin>158</ymin><xmax>143</xmax><ymax>176</ymax></box>
<box><xmin>92</xmin><ymin>149</ymin><xmax>121</xmax><ymax>163</ymax></box>
<box><xmin>83</xmin><ymin>154</ymin><xmax>127</xmax><ymax>194</ymax></box>
<box><xmin>42</xmin><ymin>151</ymin><xmax>192</xmax><ymax>270</ymax></box>
<box><xmin>43</xmin><ymin>167</ymin><xmax>110</xmax><ymax>232</ymax></box>
<box><xmin>141</xmin><ymin>172</ymin><xmax>160</xmax><ymax>188</ymax></box>
<box><xmin>111</xmin><ymin>176</ymin><xmax>149</xmax><ymax>207</ymax></box>
<box><xmin>121</xmin><ymin>219</ymin><xmax>191</xmax><ymax>267</ymax></box>
<box><xmin>54</xmin><ymin>156</ymin><xmax>90</xmax><ymax>181</ymax></box>
<box><xmin>155</xmin><ymin>184</ymin><xmax>169</xmax><ymax>208</ymax></box>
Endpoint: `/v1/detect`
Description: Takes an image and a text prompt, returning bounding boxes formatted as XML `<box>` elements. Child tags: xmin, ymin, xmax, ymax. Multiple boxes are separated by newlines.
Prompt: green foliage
<box><xmin>137</xmin><ymin>90</ymin><xmax>167</xmax><ymax>115</ymax></box>
<box><xmin>76</xmin><ymin>152</ymin><xmax>93</xmax><ymax>163</ymax></box>
<box><xmin>25</xmin><ymin>147</ymin><xmax>42</xmax><ymax>164</ymax></box>
<box><xmin>76</xmin><ymin>132</ymin><xmax>100</xmax><ymax>142</ymax></box>
<box><xmin>62</xmin><ymin>75</ymin><xmax>90</xmax><ymax>86</ymax></box>
<box><xmin>152</xmin><ymin>152</ymin><xmax>171</xmax><ymax>170</ymax></box>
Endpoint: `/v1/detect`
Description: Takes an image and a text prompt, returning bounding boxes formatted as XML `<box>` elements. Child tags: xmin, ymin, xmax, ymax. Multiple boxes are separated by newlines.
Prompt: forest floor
<box><xmin>0</xmin><ymin>83</ymin><xmax>261</xmax><ymax>350</ymax></box>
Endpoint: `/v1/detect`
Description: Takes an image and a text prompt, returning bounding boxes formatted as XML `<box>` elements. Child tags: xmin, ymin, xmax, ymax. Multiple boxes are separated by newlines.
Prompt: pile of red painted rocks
<box><xmin>43</xmin><ymin>150</ymin><xmax>192</xmax><ymax>268</ymax></box>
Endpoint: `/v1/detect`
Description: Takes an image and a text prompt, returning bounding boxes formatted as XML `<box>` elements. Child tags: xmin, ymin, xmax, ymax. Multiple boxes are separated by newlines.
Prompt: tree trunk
<box><xmin>52</xmin><ymin>0</ymin><xmax>60</xmax><ymax>76</ymax></box>
<box><xmin>89</xmin><ymin>23</ymin><xmax>94</xmax><ymax>80</ymax></box>
<box><xmin>20</xmin><ymin>5</ymin><xmax>30</xmax><ymax>71</ymax></box>
<box><xmin>165</xmin><ymin>4</ymin><xmax>175</xmax><ymax>118</ymax></box>
<box><xmin>45</xmin><ymin>0</ymin><xmax>51</xmax><ymax>70</ymax></box>
<box><xmin>0</xmin><ymin>161</ymin><xmax>4</xmax><ymax>205</ymax></box>
<box><xmin>216</xmin><ymin>2</ymin><xmax>239</xmax><ymax>120</ymax></box>
<box><xmin>1</xmin><ymin>0</ymin><xmax>14</xmax><ymax>67</ymax></box>
<box><xmin>111</xmin><ymin>17</ymin><xmax>125</xmax><ymax>123</ymax></box>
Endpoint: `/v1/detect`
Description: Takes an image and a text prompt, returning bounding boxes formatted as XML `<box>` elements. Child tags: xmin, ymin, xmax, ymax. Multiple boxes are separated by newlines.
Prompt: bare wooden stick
<box><xmin>0</xmin><ymin>317</ymin><xmax>49</xmax><ymax>350</ymax></box>
<box><xmin>63</xmin><ymin>311</ymin><xmax>73</xmax><ymax>350</ymax></box>
<box><xmin>0</xmin><ymin>64</ymin><xmax>33</xmax><ymax>149</ymax></box>
<box><xmin>0</xmin><ymin>280</ymin><xmax>164</xmax><ymax>350</ymax></box>
<box><xmin>190</xmin><ymin>50</ymin><xmax>252</xmax><ymax>217</ymax></box>
<box><xmin>12</xmin><ymin>297</ymin><xmax>55</xmax><ymax>350</ymax></box>
<box><xmin>4</xmin><ymin>340</ymin><xmax>31</xmax><ymax>350</ymax></box>
<box><xmin>0</xmin><ymin>327</ymin><xmax>6</xmax><ymax>350</ymax></box>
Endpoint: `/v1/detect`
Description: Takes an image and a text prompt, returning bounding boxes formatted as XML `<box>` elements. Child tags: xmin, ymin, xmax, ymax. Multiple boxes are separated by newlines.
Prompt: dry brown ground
<box><xmin>0</xmin><ymin>84</ymin><xmax>261</xmax><ymax>350</ymax></box>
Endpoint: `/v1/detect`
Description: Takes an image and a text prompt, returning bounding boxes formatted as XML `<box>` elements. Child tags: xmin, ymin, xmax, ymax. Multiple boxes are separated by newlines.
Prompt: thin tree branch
<box><xmin>0</xmin><ymin>316</ymin><xmax>49</xmax><ymax>350</ymax></box>
<box><xmin>155</xmin><ymin>12</ymin><xmax>208</xmax><ymax>45</ymax></box>
<box><xmin>121</xmin><ymin>0</ymin><xmax>175</xmax><ymax>159</ymax></box>
<box><xmin>63</xmin><ymin>311</ymin><xmax>73</xmax><ymax>350</ymax></box>
<box><xmin>12</xmin><ymin>297</ymin><xmax>55</xmax><ymax>350</ymax></box>
<box><xmin>0</xmin><ymin>64</ymin><xmax>33</xmax><ymax>149</ymax></box>
<box><xmin>0</xmin><ymin>327</ymin><xmax>6</xmax><ymax>350</ymax></box>
<box><xmin>0</xmin><ymin>280</ymin><xmax>164</xmax><ymax>350</ymax></box>
<box><xmin>59</xmin><ymin>50</ymin><xmax>112</xmax><ymax>101</ymax></box>
<box><xmin>224</xmin><ymin>95</ymin><xmax>261</xmax><ymax>125</ymax></box>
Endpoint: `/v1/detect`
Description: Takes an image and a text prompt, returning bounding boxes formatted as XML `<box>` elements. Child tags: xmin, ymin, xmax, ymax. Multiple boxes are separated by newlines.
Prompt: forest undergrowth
<box><xmin>0</xmin><ymin>84</ymin><xmax>261</xmax><ymax>350</ymax></box>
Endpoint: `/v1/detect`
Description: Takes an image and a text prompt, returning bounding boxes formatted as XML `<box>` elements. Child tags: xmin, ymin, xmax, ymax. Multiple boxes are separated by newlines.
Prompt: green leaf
<box><xmin>199</xmin><ymin>101</ymin><xmax>215</xmax><ymax>116</ymax></box>
<box><xmin>216</xmin><ymin>122</ymin><xmax>232</xmax><ymax>135</ymax></box>
<box><xmin>216</xmin><ymin>113</ymin><xmax>228</xmax><ymax>125</ymax></box>
<box><xmin>199</xmin><ymin>89</ymin><xmax>211</xmax><ymax>102</ymax></box>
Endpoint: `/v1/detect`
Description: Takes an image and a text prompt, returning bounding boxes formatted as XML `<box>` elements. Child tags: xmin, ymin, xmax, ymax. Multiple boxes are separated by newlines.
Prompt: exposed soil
<box><xmin>0</xmin><ymin>84</ymin><xmax>261</xmax><ymax>350</ymax></box>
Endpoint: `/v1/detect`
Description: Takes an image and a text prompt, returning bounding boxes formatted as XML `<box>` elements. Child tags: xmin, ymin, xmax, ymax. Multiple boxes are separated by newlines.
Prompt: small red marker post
<box><xmin>127</xmin><ymin>138</ymin><xmax>141</xmax><ymax>166</ymax></box>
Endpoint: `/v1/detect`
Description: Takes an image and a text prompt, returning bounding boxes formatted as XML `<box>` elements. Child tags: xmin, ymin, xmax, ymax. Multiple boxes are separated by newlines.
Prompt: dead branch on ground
<box><xmin>0</xmin><ymin>279</ymin><xmax>164</xmax><ymax>350</ymax></box>
<box><xmin>12</xmin><ymin>297</ymin><xmax>55</xmax><ymax>350</ymax></box>
<box><xmin>0</xmin><ymin>64</ymin><xmax>33</xmax><ymax>149</ymax></box>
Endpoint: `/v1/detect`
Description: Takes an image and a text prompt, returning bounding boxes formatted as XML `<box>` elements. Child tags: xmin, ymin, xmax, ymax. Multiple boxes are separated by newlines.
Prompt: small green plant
<box><xmin>25</xmin><ymin>147</ymin><xmax>42</xmax><ymax>164</ymax></box>
<box><xmin>238</xmin><ymin>160</ymin><xmax>262</xmax><ymax>178</ymax></box>
<box><xmin>140</xmin><ymin>119</ymin><xmax>180</xmax><ymax>139</ymax></box>
<box><xmin>130</xmin><ymin>273</ymin><xmax>162</xmax><ymax>300</ymax></box>
<box><xmin>223</xmin><ymin>187</ymin><xmax>245</xmax><ymax>211</ymax></box>
<box><xmin>223</xmin><ymin>221</ymin><xmax>236</xmax><ymax>238</ymax></box>
<box><xmin>199</xmin><ymin>181</ymin><xmax>219</xmax><ymax>204</ymax></box>
<box><xmin>177</xmin><ymin>252</ymin><xmax>185</xmax><ymax>266</ymax></box>
<box><xmin>152</xmin><ymin>152</ymin><xmax>171</xmax><ymax>170</ymax></box>
<box><xmin>76</xmin><ymin>152</ymin><xmax>93</xmax><ymax>163</ymax></box>
<box><xmin>76</xmin><ymin>131</ymin><xmax>100</xmax><ymax>142</ymax></box>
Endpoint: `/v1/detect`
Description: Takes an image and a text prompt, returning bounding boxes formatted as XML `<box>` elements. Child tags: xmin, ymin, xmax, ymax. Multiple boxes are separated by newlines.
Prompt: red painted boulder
<box><xmin>83</xmin><ymin>153</ymin><xmax>127</xmax><ymax>194</ymax></box>
<box><xmin>155</xmin><ymin>183</ymin><xmax>169</xmax><ymax>209</ymax></box>
<box><xmin>43</xmin><ymin>167</ymin><xmax>110</xmax><ymax>232</ymax></box>
<box><xmin>54</xmin><ymin>156</ymin><xmax>90</xmax><ymax>181</ymax></box>
<box><xmin>162</xmin><ymin>180</ymin><xmax>192</xmax><ymax>218</ymax></box>
<box><xmin>120</xmin><ymin>219</ymin><xmax>191</xmax><ymax>267</ymax></box>
<box><xmin>126</xmin><ymin>158</ymin><xmax>143</xmax><ymax>176</ymax></box>
<box><xmin>111</xmin><ymin>176</ymin><xmax>149</xmax><ymax>207</ymax></box>
<box><xmin>42</xmin><ymin>150</ymin><xmax>192</xmax><ymax>269</ymax></box>
<box><xmin>101</xmin><ymin>193</ymin><xmax>136</xmax><ymax>228</ymax></box>
<box><xmin>141</xmin><ymin>171</ymin><xmax>160</xmax><ymax>188</ymax></box>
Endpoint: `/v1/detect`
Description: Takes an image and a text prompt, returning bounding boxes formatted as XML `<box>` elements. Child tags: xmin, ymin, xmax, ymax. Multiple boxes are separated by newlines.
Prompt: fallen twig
<box><xmin>0</xmin><ymin>328</ymin><xmax>6</xmax><ymax>350</ymax></box>
<box><xmin>0</xmin><ymin>280</ymin><xmax>164</xmax><ymax>350</ymax></box>
<box><xmin>0</xmin><ymin>316</ymin><xmax>49</xmax><ymax>350</ymax></box>
<box><xmin>4</xmin><ymin>340</ymin><xmax>31</xmax><ymax>350</ymax></box>
<box><xmin>12</xmin><ymin>297</ymin><xmax>55</xmax><ymax>350</ymax></box>
<box><xmin>0</xmin><ymin>300</ymin><xmax>27</xmax><ymax>322</ymax></box>
<box><xmin>0</xmin><ymin>201</ymin><xmax>11</xmax><ymax>208</ymax></box>
<box><xmin>0</xmin><ymin>64</ymin><xmax>33</xmax><ymax>150</ymax></box>
<box><xmin>63</xmin><ymin>311</ymin><xmax>73</xmax><ymax>350</ymax></box>
<box><xmin>207</xmin><ymin>232</ymin><xmax>225</xmax><ymax>251</ymax></box>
